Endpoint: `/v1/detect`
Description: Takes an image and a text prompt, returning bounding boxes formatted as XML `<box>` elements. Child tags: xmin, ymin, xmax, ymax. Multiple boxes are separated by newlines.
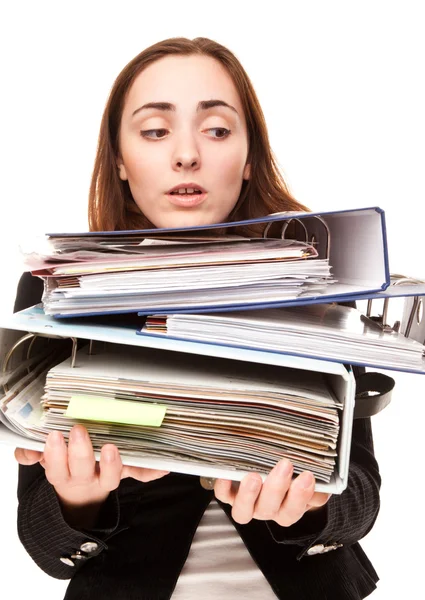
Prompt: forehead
<box><xmin>124</xmin><ymin>55</ymin><xmax>244</xmax><ymax>113</ymax></box>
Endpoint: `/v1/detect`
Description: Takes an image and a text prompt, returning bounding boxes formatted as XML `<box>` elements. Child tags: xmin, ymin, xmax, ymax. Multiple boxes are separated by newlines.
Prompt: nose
<box><xmin>172</xmin><ymin>130</ymin><xmax>201</xmax><ymax>171</ymax></box>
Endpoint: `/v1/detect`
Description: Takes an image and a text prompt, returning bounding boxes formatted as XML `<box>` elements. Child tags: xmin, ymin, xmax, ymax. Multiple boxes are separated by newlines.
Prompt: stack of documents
<box><xmin>1</xmin><ymin>344</ymin><xmax>343</xmax><ymax>483</ymax></box>
<box><xmin>23</xmin><ymin>235</ymin><xmax>334</xmax><ymax>317</ymax></box>
<box><xmin>1</xmin><ymin>206</ymin><xmax>405</xmax><ymax>489</ymax></box>
<box><xmin>142</xmin><ymin>303</ymin><xmax>425</xmax><ymax>373</ymax></box>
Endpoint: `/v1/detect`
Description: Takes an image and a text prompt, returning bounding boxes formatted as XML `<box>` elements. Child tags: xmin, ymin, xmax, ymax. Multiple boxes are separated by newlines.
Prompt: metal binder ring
<box><xmin>366</xmin><ymin>273</ymin><xmax>425</xmax><ymax>337</ymax></box>
<box><xmin>1</xmin><ymin>333</ymin><xmax>79</xmax><ymax>394</ymax></box>
<box><xmin>280</xmin><ymin>219</ymin><xmax>308</xmax><ymax>242</ymax></box>
<box><xmin>262</xmin><ymin>215</ymin><xmax>331</xmax><ymax>260</ymax></box>
<box><xmin>2</xmin><ymin>333</ymin><xmax>37</xmax><ymax>394</ymax></box>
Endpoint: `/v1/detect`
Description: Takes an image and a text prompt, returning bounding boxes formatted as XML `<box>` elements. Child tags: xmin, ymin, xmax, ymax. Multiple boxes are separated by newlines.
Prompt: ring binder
<box><xmin>0</xmin><ymin>325</ymin><xmax>356</xmax><ymax>493</ymax></box>
<box><xmin>27</xmin><ymin>207</ymin><xmax>389</xmax><ymax>318</ymax></box>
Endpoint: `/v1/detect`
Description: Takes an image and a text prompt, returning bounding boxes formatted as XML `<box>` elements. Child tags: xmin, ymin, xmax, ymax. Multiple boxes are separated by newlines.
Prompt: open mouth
<box><xmin>169</xmin><ymin>188</ymin><xmax>203</xmax><ymax>196</ymax></box>
<box><xmin>167</xmin><ymin>187</ymin><xmax>207</xmax><ymax>207</ymax></box>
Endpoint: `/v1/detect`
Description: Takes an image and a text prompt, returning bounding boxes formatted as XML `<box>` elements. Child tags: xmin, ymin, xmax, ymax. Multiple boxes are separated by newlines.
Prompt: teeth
<box><xmin>171</xmin><ymin>187</ymin><xmax>202</xmax><ymax>195</ymax></box>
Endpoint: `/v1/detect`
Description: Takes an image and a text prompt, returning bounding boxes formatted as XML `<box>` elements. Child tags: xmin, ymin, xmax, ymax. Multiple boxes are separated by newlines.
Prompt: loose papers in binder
<box><xmin>32</xmin><ymin>238</ymin><xmax>334</xmax><ymax>317</ymax></box>
<box><xmin>1</xmin><ymin>343</ymin><xmax>344</xmax><ymax>484</ymax></box>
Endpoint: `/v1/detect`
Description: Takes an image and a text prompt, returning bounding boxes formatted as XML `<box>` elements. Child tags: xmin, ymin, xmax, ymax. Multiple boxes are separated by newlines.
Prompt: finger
<box><xmin>230</xmin><ymin>474</ymin><xmax>263</xmax><ymax>525</ymax></box>
<box><xmin>121</xmin><ymin>464</ymin><xmax>170</xmax><ymax>483</ymax></box>
<box><xmin>14</xmin><ymin>447</ymin><xmax>43</xmax><ymax>466</ymax></box>
<box><xmin>43</xmin><ymin>430</ymin><xmax>71</xmax><ymax>487</ymax></box>
<box><xmin>254</xmin><ymin>458</ymin><xmax>293</xmax><ymax>520</ymax></box>
<box><xmin>67</xmin><ymin>425</ymin><xmax>96</xmax><ymax>483</ymax></box>
<box><xmin>98</xmin><ymin>445</ymin><xmax>122</xmax><ymax>492</ymax></box>
<box><xmin>214</xmin><ymin>479</ymin><xmax>235</xmax><ymax>505</ymax></box>
<box><xmin>275</xmin><ymin>471</ymin><xmax>316</xmax><ymax>527</ymax></box>
<box><xmin>307</xmin><ymin>492</ymin><xmax>331</xmax><ymax>511</ymax></box>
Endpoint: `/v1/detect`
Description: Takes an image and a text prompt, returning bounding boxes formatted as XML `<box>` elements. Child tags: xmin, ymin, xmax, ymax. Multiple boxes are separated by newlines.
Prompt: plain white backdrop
<box><xmin>0</xmin><ymin>1</ymin><xmax>424</xmax><ymax>598</ymax></box>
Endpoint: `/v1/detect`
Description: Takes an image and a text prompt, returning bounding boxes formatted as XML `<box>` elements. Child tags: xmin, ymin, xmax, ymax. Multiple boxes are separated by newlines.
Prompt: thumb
<box><xmin>14</xmin><ymin>447</ymin><xmax>44</xmax><ymax>466</ymax></box>
<box><xmin>121</xmin><ymin>464</ymin><xmax>170</xmax><ymax>483</ymax></box>
<box><xmin>307</xmin><ymin>492</ymin><xmax>332</xmax><ymax>511</ymax></box>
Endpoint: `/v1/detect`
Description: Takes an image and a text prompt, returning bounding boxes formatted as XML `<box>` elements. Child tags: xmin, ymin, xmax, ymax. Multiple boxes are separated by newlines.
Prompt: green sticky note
<box><xmin>65</xmin><ymin>396</ymin><xmax>166</xmax><ymax>426</ymax></box>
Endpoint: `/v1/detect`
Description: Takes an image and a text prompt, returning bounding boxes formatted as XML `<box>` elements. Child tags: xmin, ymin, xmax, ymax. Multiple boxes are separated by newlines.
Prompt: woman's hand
<box><xmin>214</xmin><ymin>458</ymin><xmax>330</xmax><ymax>526</ymax></box>
<box><xmin>15</xmin><ymin>424</ymin><xmax>169</xmax><ymax>526</ymax></box>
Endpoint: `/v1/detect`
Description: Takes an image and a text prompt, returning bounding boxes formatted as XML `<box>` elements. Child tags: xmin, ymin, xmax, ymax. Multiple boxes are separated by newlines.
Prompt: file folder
<box><xmin>1</xmin><ymin>295</ymin><xmax>424</xmax><ymax>375</ymax></box>
<box><xmin>27</xmin><ymin>206</ymin><xmax>391</xmax><ymax>317</ymax></box>
<box><xmin>0</xmin><ymin>324</ymin><xmax>355</xmax><ymax>494</ymax></box>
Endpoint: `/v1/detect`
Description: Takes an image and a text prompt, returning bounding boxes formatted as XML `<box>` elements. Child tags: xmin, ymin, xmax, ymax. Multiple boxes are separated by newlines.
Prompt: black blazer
<box><xmin>15</xmin><ymin>272</ymin><xmax>380</xmax><ymax>600</ymax></box>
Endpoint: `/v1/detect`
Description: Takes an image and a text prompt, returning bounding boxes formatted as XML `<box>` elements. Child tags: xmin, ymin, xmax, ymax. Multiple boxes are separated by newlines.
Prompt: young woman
<box><xmin>14</xmin><ymin>37</ymin><xmax>380</xmax><ymax>600</ymax></box>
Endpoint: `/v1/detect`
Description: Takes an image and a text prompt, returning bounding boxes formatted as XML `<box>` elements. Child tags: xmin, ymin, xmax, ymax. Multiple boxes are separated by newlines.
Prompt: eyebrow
<box><xmin>131</xmin><ymin>99</ymin><xmax>238</xmax><ymax>117</ymax></box>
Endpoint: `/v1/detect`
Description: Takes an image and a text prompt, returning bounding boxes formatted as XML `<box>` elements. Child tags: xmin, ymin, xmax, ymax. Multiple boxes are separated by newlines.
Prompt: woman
<box><xmin>15</xmin><ymin>37</ymin><xmax>380</xmax><ymax>599</ymax></box>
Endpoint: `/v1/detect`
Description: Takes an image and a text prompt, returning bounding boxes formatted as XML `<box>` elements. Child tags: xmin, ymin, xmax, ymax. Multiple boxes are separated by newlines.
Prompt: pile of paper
<box><xmin>4</xmin><ymin>344</ymin><xmax>342</xmax><ymax>483</ymax></box>
<box><xmin>24</xmin><ymin>235</ymin><xmax>334</xmax><ymax>317</ymax></box>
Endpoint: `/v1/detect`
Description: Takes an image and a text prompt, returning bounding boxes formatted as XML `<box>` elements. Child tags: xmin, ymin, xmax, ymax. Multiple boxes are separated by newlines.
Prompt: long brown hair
<box><xmin>88</xmin><ymin>37</ymin><xmax>309</xmax><ymax>234</ymax></box>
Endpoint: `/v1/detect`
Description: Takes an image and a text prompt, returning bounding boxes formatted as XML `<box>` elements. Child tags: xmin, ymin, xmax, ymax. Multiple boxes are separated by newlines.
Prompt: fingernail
<box><xmin>104</xmin><ymin>448</ymin><xmax>116</xmax><ymax>463</ymax></box>
<box><xmin>299</xmin><ymin>472</ymin><xmax>315</xmax><ymax>490</ymax></box>
<box><xmin>70</xmin><ymin>426</ymin><xmax>86</xmax><ymax>442</ymax></box>
<box><xmin>247</xmin><ymin>476</ymin><xmax>262</xmax><ymax>492</ymax></box>
<box><xmin>48</xmin><ymin>431</ymin><xmax>63</xmax><ymax>446</ymax></box>
<box><xmin>276</xmin><ymin>459</ymin><xmax>292</xmax><ymax>477</ymax></box>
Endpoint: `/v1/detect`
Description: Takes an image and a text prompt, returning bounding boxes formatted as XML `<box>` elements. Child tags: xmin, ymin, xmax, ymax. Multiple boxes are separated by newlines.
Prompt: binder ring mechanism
<box><xmin>1</xmin><ymin>334</ymin><xmax>96</xmax><ymax>395</ymax></box>
<box><xmin>366</xmin><ymin>274</ymin><xmax>425</xmax><ymax>343</ymax></box>
<box><xmin>262</xmin><ymin>213</ymin><xmax>330</xmax><ymax>261</ymax></box>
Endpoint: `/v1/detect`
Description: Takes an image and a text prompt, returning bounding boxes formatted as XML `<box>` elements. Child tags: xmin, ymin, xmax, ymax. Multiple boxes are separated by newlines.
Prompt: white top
<box><xmin>171</xmin><ymin>499</ymin><xmax>277</xmax><ymax>599</ymax></box>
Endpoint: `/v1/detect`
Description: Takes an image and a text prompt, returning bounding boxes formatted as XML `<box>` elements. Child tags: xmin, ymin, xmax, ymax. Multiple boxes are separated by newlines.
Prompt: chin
<box><xmin>155</xmin><ymin>211</ymin><xmax>231</xmax><ymax>230</ymax></box>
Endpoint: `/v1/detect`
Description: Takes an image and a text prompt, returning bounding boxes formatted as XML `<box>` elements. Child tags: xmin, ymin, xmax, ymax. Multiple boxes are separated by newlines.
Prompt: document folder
<box><xmin>0</xmin><ymin>327</ymin><xmax>355</xmax><ymax>494</ymax></box>
<box><xmin>26</xmin><ymin>206</ymin><xmax>391</xmax><ymax>317</ymax></box>
<box><xmin>2</xmin><ymin>290</ymin><xmax>424</xmax><ymax>374</ymax></box>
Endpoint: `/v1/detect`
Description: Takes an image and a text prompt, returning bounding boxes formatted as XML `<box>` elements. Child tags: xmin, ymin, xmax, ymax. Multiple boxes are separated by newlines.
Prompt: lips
<box><xmin>166</xmin><ymin>184</ymin><xmax>207</xmax><ymax>208</ymax></box>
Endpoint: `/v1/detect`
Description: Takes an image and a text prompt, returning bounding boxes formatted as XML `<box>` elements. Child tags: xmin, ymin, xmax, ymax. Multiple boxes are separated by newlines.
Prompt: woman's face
<box><xmin>118</xmin><ymin>54</ymin><xmax>250</xmax><ymax>228</ymax></box>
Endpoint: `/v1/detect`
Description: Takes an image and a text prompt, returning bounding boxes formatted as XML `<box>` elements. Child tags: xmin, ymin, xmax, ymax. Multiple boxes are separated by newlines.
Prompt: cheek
<box><xmin>210</xmin><ymin>147</ymin><xmax>248</xmax><ymax>187</ymax></box>
<box><xmin>122</xmin><ymin>144</ymin><xmax>164</xmax><ymax>186</ymax></box>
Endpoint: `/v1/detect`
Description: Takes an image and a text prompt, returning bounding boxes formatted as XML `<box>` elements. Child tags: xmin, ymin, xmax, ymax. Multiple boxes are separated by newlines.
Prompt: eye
<box><xmin>140</xmin><ymin>128</ymin><xmax>169</xmax><ymax>140</ymax></box>
<box><xmin>204</xmin><ymin>127</ymin><xmax>231</xmax><ymax>139</ymax></box>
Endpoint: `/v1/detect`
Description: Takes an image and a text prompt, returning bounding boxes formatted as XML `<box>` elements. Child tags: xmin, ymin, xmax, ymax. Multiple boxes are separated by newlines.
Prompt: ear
<box><xmin>243</xmin><ymin>162</ymin><xmax>251</xmax><ymax>180</ymax></box>
<box><xmin>116</xmin><ymin>160</ymin><xmax>128</xmax><ymax>181</ymax></box>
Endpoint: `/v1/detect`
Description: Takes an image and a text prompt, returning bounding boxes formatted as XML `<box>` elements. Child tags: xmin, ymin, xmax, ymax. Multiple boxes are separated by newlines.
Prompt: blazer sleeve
<box><xmin>265</xmin><ymin>409</ymin><xmax>381</xmax><ymax>560</ymax></box>
<box><xmin>14</xmin><ymin>273</ymin><xmax>122</xmax><ymax>579</ymax></box>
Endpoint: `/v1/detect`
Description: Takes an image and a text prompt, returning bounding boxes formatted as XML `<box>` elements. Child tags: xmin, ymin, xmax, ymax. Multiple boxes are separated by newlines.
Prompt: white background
<box><xmin>0</xmin><ymin>1</ymin><xmax>424</xmax><ymax>598</ymax></box>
